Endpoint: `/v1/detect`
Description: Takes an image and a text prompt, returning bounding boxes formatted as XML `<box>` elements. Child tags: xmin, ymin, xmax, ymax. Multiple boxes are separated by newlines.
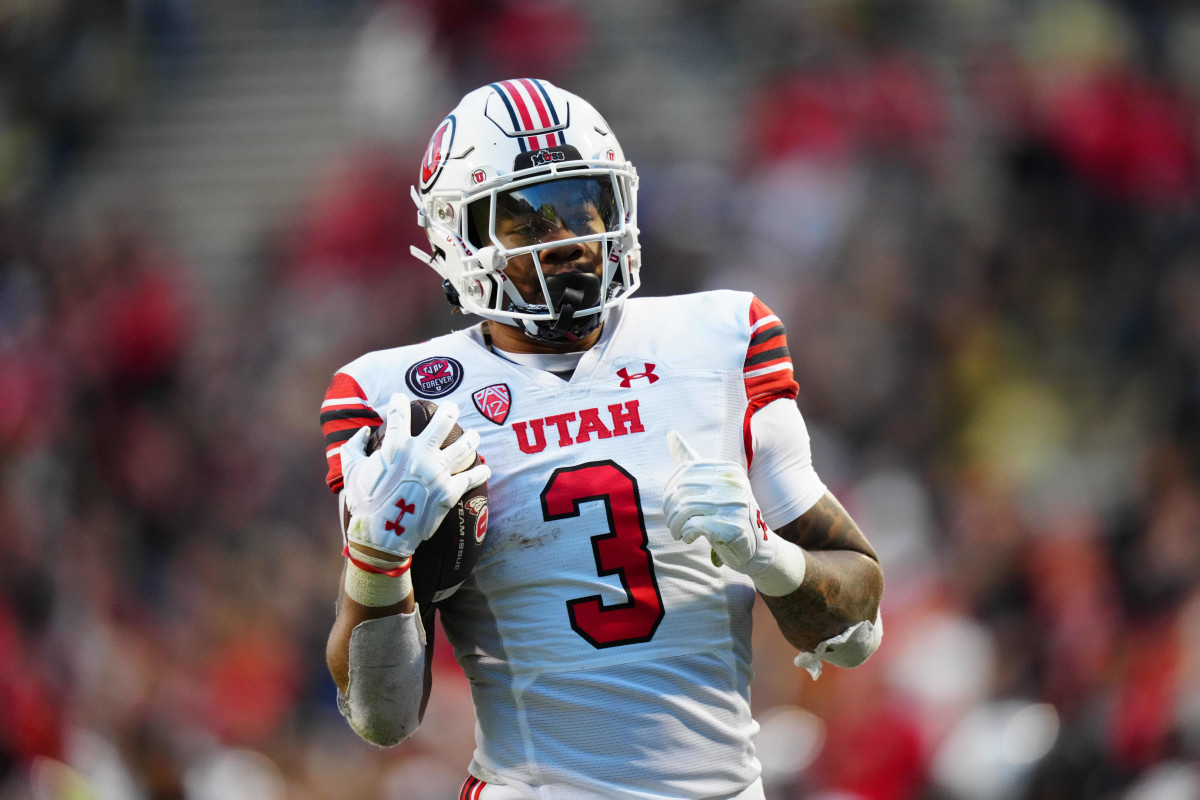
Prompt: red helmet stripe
<box><xmin>493</xmin><ymin>79</ymin><xmax>567</xmax><ymax>151</ymax></box>
<box><xmin>519</xmin><ymin>78</ymin><xmax>553</xmax><ymax>129</ymax></box>
<box><xmin>500</xmin><ymin>79</ymin><xmax>538</xmax><ymax>134</ymax></box>
<box><xmin>530</xmin><ymin>78</ymin><xmax>561</xmax><ymax>125</ymax></box>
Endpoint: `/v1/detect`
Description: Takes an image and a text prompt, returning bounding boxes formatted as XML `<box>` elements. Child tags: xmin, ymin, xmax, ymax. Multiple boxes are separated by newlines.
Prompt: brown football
<box><xmin>346</xmin><ymin>399</ymin><xmax>488</xmax><ymax>605</ymax></box>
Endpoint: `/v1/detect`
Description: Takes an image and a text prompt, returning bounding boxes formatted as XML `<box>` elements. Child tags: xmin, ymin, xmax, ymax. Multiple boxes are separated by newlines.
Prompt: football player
<box><xmin>321</xmin><ymin>79</ymin><xmax>884</xmax><ymax>800</ymax></box>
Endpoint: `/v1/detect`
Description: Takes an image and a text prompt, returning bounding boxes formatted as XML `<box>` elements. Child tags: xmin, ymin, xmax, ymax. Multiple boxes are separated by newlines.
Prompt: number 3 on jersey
<box><xmin>540</xmin><ymin>461</ymin><xmax>665</xmax><ymax>648</ymax></box>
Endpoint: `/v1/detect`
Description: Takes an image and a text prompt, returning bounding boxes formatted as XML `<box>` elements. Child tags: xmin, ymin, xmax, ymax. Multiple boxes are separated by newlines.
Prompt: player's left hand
<box><xmin>663</xmin><ymin>431</ymin><xmax>778</xmax><ymax>576</ymax></box>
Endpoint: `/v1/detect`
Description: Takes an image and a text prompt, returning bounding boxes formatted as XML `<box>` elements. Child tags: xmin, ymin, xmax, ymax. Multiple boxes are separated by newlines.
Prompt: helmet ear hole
<box><xmin>466</xmin><ymin>198</ymin><xmax>490</xmax><ymax>249</ymax></box>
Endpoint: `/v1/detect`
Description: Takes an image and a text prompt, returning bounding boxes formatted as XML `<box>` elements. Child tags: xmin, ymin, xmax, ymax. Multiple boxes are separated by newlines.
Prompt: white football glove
<box><xmin>341</xmin><ymin>393</ymin><xmax>490</xmax><ymax>562</ymax></box>
<box><xmin>663</xmin><ymin>431</ymin><xmax>778</xmax><ymax>576</ymax></box>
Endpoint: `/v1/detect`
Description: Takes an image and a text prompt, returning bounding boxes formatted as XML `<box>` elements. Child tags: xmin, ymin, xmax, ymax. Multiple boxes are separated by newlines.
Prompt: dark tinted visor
<box><xmin>473</xmin><ymin>177</ymin><xmax>620</xmax><ymax>249</ymax></box>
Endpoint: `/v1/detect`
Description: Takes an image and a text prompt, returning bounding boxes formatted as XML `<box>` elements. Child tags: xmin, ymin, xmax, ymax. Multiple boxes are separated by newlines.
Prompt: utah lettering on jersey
<box><xmin>512</xmin><ymin>400</ymin><xmax>644</xmax><ymax>454</ymax></box>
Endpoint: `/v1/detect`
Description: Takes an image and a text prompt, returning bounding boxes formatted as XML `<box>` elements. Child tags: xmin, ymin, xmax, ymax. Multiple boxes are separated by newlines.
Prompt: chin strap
<box><xmin>551</xmin><ymin>284</ymin><xmax>587</xmax><ymax>334</ymax></box>
<box><xmin>526</xmin><ymin>272</ymin><xmax>603</xmax><ymax>343</ymax></box>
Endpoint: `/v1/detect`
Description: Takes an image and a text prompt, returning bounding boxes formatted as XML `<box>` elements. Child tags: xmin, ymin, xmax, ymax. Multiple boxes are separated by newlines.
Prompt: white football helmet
<box><xmin>411</xmin><ymin>79</ymin><xmax>641</xmax><ymax>344</ymax></box>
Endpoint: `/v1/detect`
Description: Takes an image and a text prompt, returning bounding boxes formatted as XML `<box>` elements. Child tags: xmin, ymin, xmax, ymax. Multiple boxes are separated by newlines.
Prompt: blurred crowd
<box><xmin>2</xmin><ymin>1</ymin><xmax>1200</xmax><ymax>799</ymax></box>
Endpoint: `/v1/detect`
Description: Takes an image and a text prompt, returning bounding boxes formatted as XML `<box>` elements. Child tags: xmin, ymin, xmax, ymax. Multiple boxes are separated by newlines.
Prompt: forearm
<box><xmin>326</xmin><ymin>565</ymin><xmax>429</xmax><ymax>747</ymax></box>
<box><xmin>763</xmin><ymin>492</ymin><xmax>884</xmax><ymax>652</ymax></box>
<box><xmin>327</xmin><ymin>585</ymin><xmax>414</xmax><ymax>695</ymax></box>
<box><xmin>759</xmin><ymin>549</ymin><xmax>882</xmax><ymax>651</ymax></box>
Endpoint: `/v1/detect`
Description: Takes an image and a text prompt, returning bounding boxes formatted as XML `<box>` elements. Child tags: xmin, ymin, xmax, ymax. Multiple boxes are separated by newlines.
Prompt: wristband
<box><xmin>749</xmin><ymin>538</ymin><xmax>807</xmax><ymax>597</ymax></box>
<box><xmin>345</xmin><ymin>560</ymin><xmax>412</xmax><ymax>607</ymax></box>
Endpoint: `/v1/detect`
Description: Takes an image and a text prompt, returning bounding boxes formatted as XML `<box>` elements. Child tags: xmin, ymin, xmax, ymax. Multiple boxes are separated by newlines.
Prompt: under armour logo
<box><xmin>385</xmin><ymin>498</ymin><xmax>417</xmax><ymax>535</ymax></box>
<box><xmin>755</xmin><ymin>510</ymin><xmax>769</xmax><ymax>540</ymax></box>
<box><xmin>617</xmin><ymin>363</ymin><xmax>659</xmax><ymax>388</ymax></box>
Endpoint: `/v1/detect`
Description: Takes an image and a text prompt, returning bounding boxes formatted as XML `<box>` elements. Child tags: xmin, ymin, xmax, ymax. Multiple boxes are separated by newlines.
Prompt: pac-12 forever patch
<box><xmin>406</xmin><ymin>356</ymin><xmax>464</xmax><ymax>398</ymax></box>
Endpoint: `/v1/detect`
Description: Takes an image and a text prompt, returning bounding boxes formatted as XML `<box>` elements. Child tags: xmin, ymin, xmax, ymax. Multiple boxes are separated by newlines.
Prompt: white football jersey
<box><xmin>321</xmin><ymin>291</ymin><xmax>804</xmax><ymax>799</ymax></box>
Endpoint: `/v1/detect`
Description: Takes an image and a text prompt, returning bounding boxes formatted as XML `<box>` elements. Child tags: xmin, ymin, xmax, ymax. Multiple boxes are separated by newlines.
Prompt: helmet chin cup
<box><xmin>517</xmin><ymin>272</ymin><xmax>603</xmax><ymax>344</ymax></box>
<box><xmin>548</xmin><ymin>272</ymin><xmax>601</xmax><ymax>327</ymax></box>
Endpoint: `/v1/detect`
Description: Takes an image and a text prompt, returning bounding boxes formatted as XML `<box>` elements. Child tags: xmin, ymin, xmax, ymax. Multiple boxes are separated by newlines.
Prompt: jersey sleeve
<box><xmin>320</xmin><ymin>371</ymin><xmax>382</xmax><ymax>492</ymax></box>
<box><xmin>748</xmin><ymin>399</ymin><xmax>826</xmax><ymax>528</ymax></box>
<box><xmin>742</xmin><ymin>296</ymin><xmax>799</xmax><ymax>465</ymax></box>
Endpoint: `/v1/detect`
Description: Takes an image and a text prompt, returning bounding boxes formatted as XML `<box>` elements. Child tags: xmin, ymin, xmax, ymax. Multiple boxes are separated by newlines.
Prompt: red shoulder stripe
<box><xmin>458</xmin><ymin>776</ymin><xmax>486</xmax><ymax>800</ymax></box>
<box><xmin>743</xmin><ymin>297</ymin><xmax>799</xmax><ymax>466</ymax></box>
<box><xmin>743</xmin><ymin>297</ymin><xmax>797</xmax><ymax>402</ymax></box>
<box><xmin>321</xmin><ymin>372</ymin><xmax>378</xmax><ymax>492</ymax></box>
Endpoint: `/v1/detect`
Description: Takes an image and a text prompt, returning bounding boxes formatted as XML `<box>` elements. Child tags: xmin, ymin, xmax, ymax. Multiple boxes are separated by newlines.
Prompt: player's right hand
<box><xmin>341</xmin><ymin>393</ymin><xmax>490</xmax><ymax>561</ymax></box>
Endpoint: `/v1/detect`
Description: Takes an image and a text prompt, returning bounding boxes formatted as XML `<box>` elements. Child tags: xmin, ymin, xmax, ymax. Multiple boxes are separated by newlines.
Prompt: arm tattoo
<box><xmin>760</xmin><ymin>493</ymin><xmax>884</xmax><ymax>652</ymax></box>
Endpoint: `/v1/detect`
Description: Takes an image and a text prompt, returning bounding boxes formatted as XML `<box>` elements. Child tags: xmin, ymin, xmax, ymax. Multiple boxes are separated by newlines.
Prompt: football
<box><xmin>348</xmin><ymin>398</ymin><xmax>488</xmax><ymax>605</ymax></box>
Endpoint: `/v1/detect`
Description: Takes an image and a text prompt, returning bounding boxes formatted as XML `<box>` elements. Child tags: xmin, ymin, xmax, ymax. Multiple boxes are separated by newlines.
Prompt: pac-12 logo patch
<box><xmin>419</xmin><ymin>116</ymin><xmax>455</xmax><ymax>192</ymax></box>
<box><xmin>406</xmin><ymin>356</ymin><xmax>464</xmax><ymax>398</ymax></box>
<box><xmin>472</xmin><ymin>383</ymin><xmax>511</xmax><ymax>425</ymax></box>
